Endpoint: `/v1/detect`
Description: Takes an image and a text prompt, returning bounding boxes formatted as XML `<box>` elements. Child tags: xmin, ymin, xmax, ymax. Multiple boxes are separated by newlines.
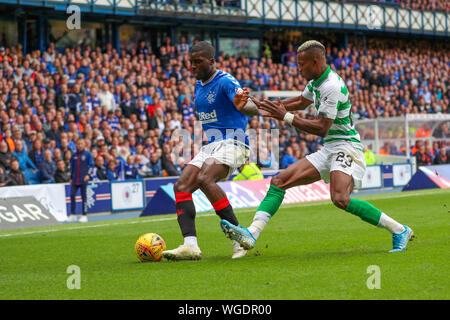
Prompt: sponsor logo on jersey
<box><xmin>198</xmin><ymin>109</ymin><xmax>218</xmax><ymax>124</ymax></box>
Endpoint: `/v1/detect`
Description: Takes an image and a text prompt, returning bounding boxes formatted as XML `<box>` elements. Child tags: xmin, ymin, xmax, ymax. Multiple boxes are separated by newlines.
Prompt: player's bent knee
<box><xmin>331</xmin><ymin>194</ymin><xmax>350</xmax><ymax>210</ymax></box>
<box><xmin>271</xmin><ymin>176</ymin><xmax>285</xmax><ymax>189</ymax></box>
<box><xmin>196</xmin><ymin>173</ymin><xmax>213</xmax><ymax>190</ymax></box>
<box><xmin>174</xmin><ymin>180</ymin><xmax>189</xmax><ymax>193</ymax></box>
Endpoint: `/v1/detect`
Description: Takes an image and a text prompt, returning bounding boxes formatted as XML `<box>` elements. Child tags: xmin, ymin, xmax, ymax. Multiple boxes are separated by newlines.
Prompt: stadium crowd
<box><xmin>338</xmin><ymin>0</ymin><xmax>449</xmax><ymax>13</ymax></box>
<box><xmin>0</xmin><ymin>34</ymin><xmax>448</xmax><ymax>186</ymax></box>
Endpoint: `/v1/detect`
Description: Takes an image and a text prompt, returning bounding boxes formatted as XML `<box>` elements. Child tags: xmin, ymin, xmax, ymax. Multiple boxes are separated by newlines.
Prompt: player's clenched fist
<box><xmin>234</xmin><ymin>88</ymin><xmax>260</xmax><ymax>116</ymax></box>
<box><xmin>233</xmin><ymin>87</ymin><xmax>250</xmax><ymax>110</ymax></box>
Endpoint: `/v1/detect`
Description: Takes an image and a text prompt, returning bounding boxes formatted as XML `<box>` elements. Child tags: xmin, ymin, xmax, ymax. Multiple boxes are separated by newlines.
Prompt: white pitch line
<box><xmin>355</xmin><ymin>189</ymin><xmax>449</xmax><ymax>199</ymax></box>
<box><xmin>0</xmin><ymin>208</ymin><xmax>261</xmax><ymax>238</ymax></box>
<box><xmin>0</xmin><ymin>188</ymin><xmax>447</xmax><ymax>238</ymax></box>
<box><xmin>0</xmin><ymin>214</ymin><xmax>213</xmax><ymax>238</ymax></box>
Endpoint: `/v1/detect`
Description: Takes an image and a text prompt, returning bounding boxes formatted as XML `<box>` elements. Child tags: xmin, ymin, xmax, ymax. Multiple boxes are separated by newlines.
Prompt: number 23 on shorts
<box><xmin>335</xmin><ymin>151</ymin><xmax>353</xmax><ymax>167</ymax></box>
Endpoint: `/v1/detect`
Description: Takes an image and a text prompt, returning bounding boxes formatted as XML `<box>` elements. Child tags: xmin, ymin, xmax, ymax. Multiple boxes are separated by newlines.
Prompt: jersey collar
<box><xmin>312</xmin><ymin>65</ymin><xmax>331</xmax><ymax>87</ymax></box>
<box><xmin>200</xmin><ymin>70</ymin><xmax>219</xmax><ymax>86</ymax></box>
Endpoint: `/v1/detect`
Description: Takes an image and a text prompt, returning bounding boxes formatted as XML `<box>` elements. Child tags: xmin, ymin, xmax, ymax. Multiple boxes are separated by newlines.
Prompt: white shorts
<box><xmin>188</xmin><ymin>139</ymin><xmax>250</xmax><ymax>181</ymax></box>
<box><xmin>305</xmin><ymin>142</ymin><xmax>366</xmax><ymax>189</ymax></box>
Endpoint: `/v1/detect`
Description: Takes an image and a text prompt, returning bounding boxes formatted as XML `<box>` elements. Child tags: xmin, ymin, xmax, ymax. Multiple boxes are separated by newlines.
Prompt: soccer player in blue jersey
<box><xmin>163</xmin><ymin>41</ymin><xmax>259</xmax><ymax>261</ymax></box>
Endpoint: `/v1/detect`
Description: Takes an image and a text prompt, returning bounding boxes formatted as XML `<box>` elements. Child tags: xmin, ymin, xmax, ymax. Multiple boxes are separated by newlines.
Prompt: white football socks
<box><xmin>377</xmin><ymin>213</ymin><xmax>405</xmax><ymax>234</ymax></box>
<box><xmin>247</xmin><ymin>211</ymin><xmax>272</xmax><ymax>240</ymax></box>
<box><xmin>184</xmin><ymin>236</ymin><xmax>199</xmax><ymax>248</ymax></box>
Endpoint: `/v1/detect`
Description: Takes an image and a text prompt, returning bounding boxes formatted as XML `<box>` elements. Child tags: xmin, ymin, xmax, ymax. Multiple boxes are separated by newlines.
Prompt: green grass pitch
<box><xmin>0</xmin><ymin>189</ymin><xmax>449</xmax><ymax>300</ymax></box>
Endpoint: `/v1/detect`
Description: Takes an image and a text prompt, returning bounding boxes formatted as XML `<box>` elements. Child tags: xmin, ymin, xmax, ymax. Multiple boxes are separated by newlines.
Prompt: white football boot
<box><xmin>78</xmin><ymin>215</ymin><xmax>88</xmax><ymax>223</ymax></box>
<box><xmin>163</xmin><ymin>245</ymin><xmax>202</xmax><ymax>261</ymax></box>
<box><xmin>65</xmin><ymin>215</ymin><xmax>78</xmax><ymax>222</ymax></box>
<box><xmin>232</xmin><ymin>240</ymin><xmax>248</xmax><ymax>259</ymax></box>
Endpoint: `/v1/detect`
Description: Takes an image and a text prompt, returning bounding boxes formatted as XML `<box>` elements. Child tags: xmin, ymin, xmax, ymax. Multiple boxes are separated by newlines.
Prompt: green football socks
<box><xmin>248</xmin><ymin>184</ymin><xmax>286</xmax><ymax>239</ymax></box>
<box><xmin>345</xmin><ymin>198</ymin><xmax>382</xmax><ymax>226</ymax></box>
<box><xmin>257</xmin><ymin>184</ymin><xmax>286</xmax><ymax>217</ymax></box>
<box><xmin>249</xmin><ymin>186</ymin><xmax>404</xmax><ymax>239</ymax></box>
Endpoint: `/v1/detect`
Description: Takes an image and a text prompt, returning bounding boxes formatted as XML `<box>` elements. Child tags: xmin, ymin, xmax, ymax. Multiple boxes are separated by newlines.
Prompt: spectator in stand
<box><xmin>54</xmin><ymin>159</ymin><xmax>71</xmax><ymax>183</ymax></box>
<box><xmin>0</xmin><ymin>166</ymin><xmax>12</xmax><ymax>187</ymax></box>
<box><xmin>46</xmin><ymin>120</ymin><xmax>62</xmax><ymax>142</ymax></box>
<box><xmin>280</xmin><ymin>146</ymin><xmax>298</xmax><ymax>169</ymax></box>
<box><xmin>0</xmin><ymin>140</ymin><xmax>13</xmax><ymax>171</ymax></box>
<box><xmin>433</xmin><ymin>122</ymin><xmax>449</xmax><ymax>139</ymax></box>
<box><xmin>120</xmin><ymin>92</ymin><xmax>137</xmax><ymax>118</ymax></box>
<box><xmin>39</xmin><ymin>149</ymin><xmax>57</xmax><ymax>184</ymax></box>
<box><xmin>298</xmin><ymin>140</ymin><xmax>310</xmax><ymax>157</ymax></box>
<box><xmin>177</xmin><ymin>36</ymin><xmax>190</xmax><ymax>56</ymax></box>
<box><xmin>107</xmin><ymin>160</ymin><xmax>119</xmax><ymax>181</ymax></box>
<box><xmin>11</xmin><ymin>127</ymin><xmax>28</xmax><ymax>154</ymax></box>
<box><xmin>76</xmin><ymin>95</ymin><xmax>93</xmax><ymax>114</ymax></box>
<box><xmin>137</xmin><ymin>40</ymin><xmax>151</xmax><ymax>56</ymax></box>
<box><xmin>42</xmin><ymin>138</ymin><xmax>54</xmax><ymax>154</ymax></box>
<box><xmin>53</xmin><ymin>148</ymin><xmax>63</xmax><ymax>162</ymax></box>
<box><xmin>3</xmin><ymin>129</ymin><xmax>15</xmax><ymax>152</ymax></box>
<box><xmin>7</xmin><ymin>158</ymin><xmax>26</xmax><ymax>186</ymax></box>
<box><xmin>91</xmin><ymin>155</ymin><xmax>108</xmax><ymax>181</ymax></box>
<box><xmin>434</xmin><ymin>146</ymin><xmax>449</xmax><ymax>164</ymax></box>
<box><xmin>283</xmin><ymin>43</ymin><xmax>296</xmax><ymax>65</ymax></box>
<box><xmin>124</xmin><ymin>155</ymin><xmax>139</xmax><ymax>180</ymax></box>
<box><xmin>56</xmin><ymin>84</ymin><xmax>70</xmax><ymax>110</ymax></box>
<box><xmin>363</xmin><ymin>145</ymin><xmax>376</xmax><ymax>165</ymax></box>
<box><xmin>415</xmin><ymin>124</ymin><xmax>432</xmax><ymax>138</ymax></box>
<box><xmin>98</xmin><ymin>83</ymin><xmax>116</xmax><ymax>112</ymax></box>
<box><xmin>431</xmin><ymin>141</ymin><xmax>441</xmax><ymax>157</ymax></box>
<box><xmin>161</xmin><ymin>144</ymin><xmax>179</xmax><ymax>176</ymax></box>
<box><xmin>28</xmin><ymin>139</ymin><xmax>44</xmax><ymax>167</ymax></box>
<box><xmin>415</xmin><ymin>144</ymin><xmax>432</xmax><ymax>167</ymax></box>
<box><xmin>148</xmin><ymin>100</ymin><xmax>165</xmax><ymax>131</ymax></box>
<box><xmin>181</xmin><ymin>96</ymin><xmax>194</xmax><ymax>121</ymax></box>
<box><xmin>135</xmin><ymin>154</ymin><xmax>152</xmax><ymax>178</ymax></box>
<box><xmin>68</xmin><ymin>83</ymin><xmax>83</xmax><ymax>114</ymax></box>
<box><xmin>13</xmin><ymin>140</ymin><xmax>39</xmax><ymax>184</ymax></box>
<box><xmin>410</xmin><ymin>140</ymin><xmax>423</xmax><ymax>156</ymax></box>
<box><xmin>149</xmin><ymin>152</ymin><xmax>163</xmax><ymax>177</ymax></box>
<box><xmin>64</xmin><ymin>149</ymin><xmax>73</xmax><ymax>171</ymax></box>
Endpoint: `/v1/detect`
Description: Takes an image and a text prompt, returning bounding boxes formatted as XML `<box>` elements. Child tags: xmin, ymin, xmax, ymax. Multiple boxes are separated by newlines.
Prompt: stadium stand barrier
<box><xmin>403</xmin><ymin>164</ymin><xmax>450</xmax><ymax>191</ymax></box>
<box><xmin>141</xmin><ymin>178</ymin><xmax>331</xmax><ymax>216</ymax></box>
<box><xmin>0</xmin><ymin>196</ymin><xmax>60</xmax><ymax>230</ymax></box>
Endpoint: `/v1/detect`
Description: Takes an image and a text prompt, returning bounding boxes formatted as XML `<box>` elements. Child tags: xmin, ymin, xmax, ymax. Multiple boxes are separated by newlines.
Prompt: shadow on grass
<box><xmin>205</xmin><ymin>246</ymin><xmax>388</xmax><ymax>264</ymax></box>
<box><xmin>124</xmin><ymin>245</ymin><xmax>388</xmax><ymax>267</ymax></box>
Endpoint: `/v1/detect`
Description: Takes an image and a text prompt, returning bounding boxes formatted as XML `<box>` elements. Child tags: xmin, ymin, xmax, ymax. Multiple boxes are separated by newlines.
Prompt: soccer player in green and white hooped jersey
<box><xmin>221</xmin><ymin>40</ymin><xmax>415</xmax><ymax>253</ymax></box>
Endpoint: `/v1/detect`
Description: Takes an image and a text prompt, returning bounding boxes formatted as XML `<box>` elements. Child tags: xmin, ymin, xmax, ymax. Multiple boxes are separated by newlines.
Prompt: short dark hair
<box><xmin>190</xmin><ymin>41</ymin><xmax>215</xmax><ymax>59</ymax></box>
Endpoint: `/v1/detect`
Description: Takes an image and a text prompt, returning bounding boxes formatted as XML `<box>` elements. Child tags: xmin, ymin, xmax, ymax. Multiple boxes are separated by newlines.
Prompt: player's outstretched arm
<box><xmin>259</xmin><ymin>98</ymin><xmax>333</xmax><ymax>137</ymax></box>
<box><xmin>281</xmin><ymin>95</ymin><xmax>314</xmax><ymax>111</ymax></box>
<box><xmin>248</xmin><ymin>95</ymin><xmax>313</xmax><ymax>112</ymax></box>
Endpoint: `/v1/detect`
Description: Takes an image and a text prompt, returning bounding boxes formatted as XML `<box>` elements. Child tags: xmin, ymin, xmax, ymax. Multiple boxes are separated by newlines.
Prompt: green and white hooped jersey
<box><xmin>302</xmin><ymin>65</ymin><xmax>363</xmax><ymax>151</ymax></box>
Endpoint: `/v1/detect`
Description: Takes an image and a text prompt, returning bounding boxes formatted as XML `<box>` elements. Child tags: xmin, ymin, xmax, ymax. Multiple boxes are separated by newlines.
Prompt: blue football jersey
<box><xmin>194</xmin><ymin>70</ymin><xmax>248</xmax><ymax>145</ymax></box>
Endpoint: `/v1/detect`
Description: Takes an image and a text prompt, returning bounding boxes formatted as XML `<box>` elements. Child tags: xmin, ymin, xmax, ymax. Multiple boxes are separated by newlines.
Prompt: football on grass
<box><xmin>135</xmin><ymin>233</ymin><xmax>166</xmax><ymax>262</ymax></box>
